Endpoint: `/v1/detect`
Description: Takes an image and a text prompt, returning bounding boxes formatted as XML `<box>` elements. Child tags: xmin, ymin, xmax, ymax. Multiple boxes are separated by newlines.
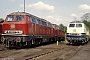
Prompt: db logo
<box><xmin>73</xmin><ymin>29</ymin><xmax>76</xmax><ymax>32</ymax></box>
<box><xmin>10</xmin><ymin>24</ymin><xmax>15</xmax><ymax>29</ymax></box>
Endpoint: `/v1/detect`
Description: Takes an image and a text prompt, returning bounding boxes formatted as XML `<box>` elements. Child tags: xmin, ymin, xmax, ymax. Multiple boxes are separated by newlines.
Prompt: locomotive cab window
<box><xmin>6</xmin><ymin>15</ymin><xmax>14</xmax><ymax>21</ymax></box>
<box><xmin>76</xmin><ymin>24</ymin><xmax>82</xmax><ymax>27</ymax></box>
<box><xmin>69</xmin><ymin>24</ymin><xmax>75</xmax><ymax>27</ymax></box>
<box><xmin>16</xmin><ymin>15</ymin><xmax>24</xmax><ymax>21</ymax></box>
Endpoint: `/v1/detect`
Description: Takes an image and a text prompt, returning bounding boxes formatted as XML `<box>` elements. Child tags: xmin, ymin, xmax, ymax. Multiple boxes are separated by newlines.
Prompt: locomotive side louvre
<box><xmin>67</xmin><ymin>21</ymin><xmax>90</xmax><ymax>44</ymax></box>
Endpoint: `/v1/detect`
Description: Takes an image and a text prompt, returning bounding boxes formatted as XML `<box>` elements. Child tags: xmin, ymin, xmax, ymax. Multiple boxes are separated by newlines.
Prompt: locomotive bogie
<box><xmin>1</xmin><ymin>35</ymin><xmax>56</xmax><ymax>47</ymax></box>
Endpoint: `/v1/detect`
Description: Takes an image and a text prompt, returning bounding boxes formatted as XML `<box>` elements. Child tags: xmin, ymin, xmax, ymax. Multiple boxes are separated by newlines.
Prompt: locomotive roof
<box><xmin>8</xmin><ymin>12</ymin><xmax>63</xmax><ymax>29</ymax></box>
<box><xmin>70</xmin><ymin>21</ymin><xmax>82</xmax><ymax>23</ymax></box>
<box><xmin>8</xmin><ymin>12</ymin><xmax>46</xmax><ymax>20</ymax></box>
<box><xmin>8</xmin><ymin>12</ymin><xmax>31</xmax><ymax>15</ymax></box>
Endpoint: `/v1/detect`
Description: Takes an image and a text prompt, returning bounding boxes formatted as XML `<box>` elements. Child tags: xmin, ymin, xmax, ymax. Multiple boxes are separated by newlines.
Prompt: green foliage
<box><xmin>0</xmin><ymin>18</ymin><xmax>4</xmax><ymax>23</ymax></box>
<box><xmin>81</xmin><ymin>13</ymin><xmax>90</xmax><ymax>21</ymax></box>
<box><xmin>59</xmin><ymin>24</ymin><xmax>67</xmax><ymax>33</ymax></box>
<box><xmin>82</xmin><ymin>20</ymin><xmax>90</xmax><ymax>29</ymax></box>
<box><xmin>81</xmin><ymin>13</ymin><xmax>90</xmax><ymax>29</ymax></box>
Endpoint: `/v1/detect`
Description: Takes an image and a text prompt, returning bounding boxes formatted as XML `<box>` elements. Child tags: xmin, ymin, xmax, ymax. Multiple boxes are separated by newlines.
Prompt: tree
<box><xmin>82</xmin><ymin>20</ymin><xmax>90</xmax><ymax>29</ymax></box>
<box><xmin>59</xmin><ymin>24</ymin><xmax>67</xmax><ymax>33</ymax></box>
<box><xmin>81</xmin><ymin>13</ymin><xmax>90</xmax><ymax>29</ymax></box>
<box><xmin>0</xmin><ymin>18</ymin><xmax>4</xmax><ymax>23</ymax></box>
<box><xmin>81</xmin><ymin>13</ymin><xmax>90</xmax><ymax>21</ymax></box>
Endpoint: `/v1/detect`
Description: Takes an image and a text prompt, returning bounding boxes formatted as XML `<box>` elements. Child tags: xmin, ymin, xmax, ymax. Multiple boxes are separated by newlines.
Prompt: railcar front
<box><xmin>1</xmin><ymin>12</ymin><xmax>30</xmax><ymax>48</ymax></box>
<box><xmin>66</xmin><ymin>21</ymin><xmax>90</xmax><ymax>44</ymax></box>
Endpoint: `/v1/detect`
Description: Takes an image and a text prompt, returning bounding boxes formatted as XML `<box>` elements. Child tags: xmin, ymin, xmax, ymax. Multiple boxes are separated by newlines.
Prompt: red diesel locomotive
<box><xmin>1</xmin><ymin>12</ymin><xmax>65</xmax><ymax>48</ymax></box>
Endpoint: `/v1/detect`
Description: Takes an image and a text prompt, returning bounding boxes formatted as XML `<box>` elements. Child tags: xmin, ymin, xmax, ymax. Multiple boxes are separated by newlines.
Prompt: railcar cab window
<box><xmin>69</xmin><ymin>24</ymin><xmax>75</xmax><ymax>27</ymax></box>
<box><xmin>16</xmin><ymin>15</ymin><xmax>24</xmax><ymax>21</ymax></box>
<box><xmin>6</xmin><ymin>15</ymin><xmax>14</xmax><ymax>21</ymax></box>
<box><xmin>76</xmin><ymin>24</ymin><xmax>82</xmax><ymax>27</ymax></box>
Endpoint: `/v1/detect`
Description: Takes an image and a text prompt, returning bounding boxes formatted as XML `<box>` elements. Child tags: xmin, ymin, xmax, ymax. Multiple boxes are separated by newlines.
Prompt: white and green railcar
<box><xmin>66</xmin><ymin>21</ymin><xmax>90</xmax><ymax>44</ymax></box>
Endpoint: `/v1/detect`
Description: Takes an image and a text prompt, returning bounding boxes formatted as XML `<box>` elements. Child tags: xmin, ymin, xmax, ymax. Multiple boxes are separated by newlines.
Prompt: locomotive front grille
<box><xmin>71</xmin><ymin>33</ymin><xmax>77</xmax><ymax>35</ymax></box>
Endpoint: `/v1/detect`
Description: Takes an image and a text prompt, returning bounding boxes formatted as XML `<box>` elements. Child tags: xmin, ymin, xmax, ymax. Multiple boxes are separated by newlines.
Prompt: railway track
<box><xmin>54</xmin><ymin>46</ymin><xmax>82</xmax><ymax>60</ymax></box>
<box><xmin>0</xmin><ymin>42</ymin><xmax>86</xmax><ymax>60</ymax></box>
<box><xmin>36</xmin><ymin>43</ymin><xmax>89</xmax><ymax>60</ymax></box>
<box><xmin>25</xmin><ymin>47</ymin><xmax>69</xmax><ymax>60</ymax></box>
<box><xmin>26</xmin><ymin>46</ymin><xmax>82</xmax><ymax>60</ymax></box>
<box><xmin>0</xmin><ymin>42</ymin><xmax>65</xmax><ymax>59</ymax></box>
<box><xmin>0</xmin><ymin>44</ymin><xmax>7</xmax><ymax>51</ymax></box>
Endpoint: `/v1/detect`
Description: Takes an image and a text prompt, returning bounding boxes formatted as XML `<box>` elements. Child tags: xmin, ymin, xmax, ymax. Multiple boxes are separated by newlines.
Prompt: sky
<box><xmin>0</xmin><ymin>0</ymin><xmax>90</xmax><ymax>26</ymax></box>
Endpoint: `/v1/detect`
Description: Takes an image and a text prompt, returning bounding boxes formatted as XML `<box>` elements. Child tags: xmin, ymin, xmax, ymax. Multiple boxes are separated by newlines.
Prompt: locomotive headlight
<box><xmin>18</xmin><ymin>30</ymin><xmax>23</xmax><ymax>34</ymax></box>
<box><xmin>4</xmin><ymin>30</ymin><xmax>8</xmax><ymax>33</ymax></box>
<box><xmin>4</xmin><ymin>31</ymin><xmax>7</xmax><ymax>33</ymax></box>
<box><xmin>15</xmin><ymin>31</ymin><xmax>18</xmax><ymax>33</ymax></box>
<box><xmin>67</xmin><ymin>33</ymin><xmax>70</xmax><ymax>35</ymax></box>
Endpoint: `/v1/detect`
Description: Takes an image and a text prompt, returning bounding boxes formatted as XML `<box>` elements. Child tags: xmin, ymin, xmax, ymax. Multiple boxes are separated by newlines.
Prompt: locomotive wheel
<box><xmin>35</xmin><ymin>39</ymin><xmax>39</xmax><ymax>45</ymax></box>
<box><xmin>38</xmin><ymin>40</ymin><xmax>41</xmax><ymax>44</ymax></box>
<box><xmin>26</xmin><ymin>41</ymin><xmax>32</xmax><ymax>48</ymax></box>
<box><xmin>38</xmin><ymin>39</ymin><xmax>42</xmax><ymax>45</ymax></box>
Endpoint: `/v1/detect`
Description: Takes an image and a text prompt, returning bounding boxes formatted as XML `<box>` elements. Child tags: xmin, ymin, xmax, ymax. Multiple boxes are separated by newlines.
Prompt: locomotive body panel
<box><xmin>2</xmin><ymin>22</ymin><xmax>28</xmax><ymax>35</ymax></box>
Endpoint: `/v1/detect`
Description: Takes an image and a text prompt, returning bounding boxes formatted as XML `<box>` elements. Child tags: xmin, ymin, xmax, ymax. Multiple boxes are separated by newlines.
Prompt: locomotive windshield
<box><xmin>69</xmin><ymin>24</ymin><xmax>82</xmax><ymax>27</ymax></box>
<box><xmin>5</xmin><ymin>15</ymin><xmax>24</xmax><ymax>21</ymax></box>
<box><xmin>6</xmin><ymin>15</ymin><xmax>14</xmax><ymax>21</ymax></box>
<box><xmin>76</xmin><ymin>24</ymin><xmax>82</xmax><ymax>27</ymax></box>
<box><xmin>69</xmin><ymin>24</ymin><xmax>75</xmax><ymax>27</ymax></box>
<box><xmin>16</xmin><ymin>15</ymin><xmax>24</xmax><ymax>21</ymax></box>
